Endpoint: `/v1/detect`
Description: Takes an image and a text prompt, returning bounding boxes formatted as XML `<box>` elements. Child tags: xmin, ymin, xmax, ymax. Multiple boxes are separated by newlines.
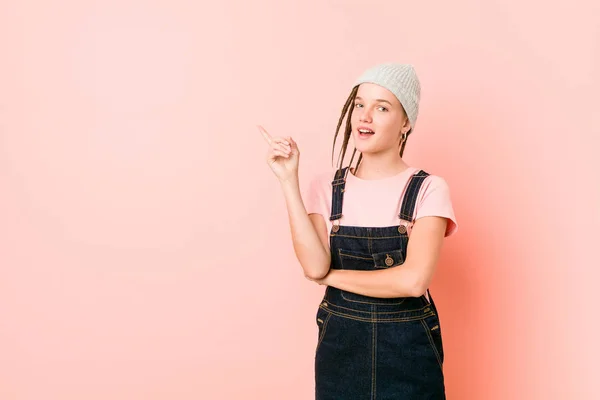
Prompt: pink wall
<box><xmin>1</xmin><ymin>1</ymin><xmax>598</xmax><ymax>398</ymax></box>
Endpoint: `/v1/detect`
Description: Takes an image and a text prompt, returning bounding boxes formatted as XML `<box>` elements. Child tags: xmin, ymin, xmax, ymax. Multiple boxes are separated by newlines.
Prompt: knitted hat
<box><xmin>354</xmin><ymin>63</ymin><xmax>421</xmax><ymax>132</ymax></box>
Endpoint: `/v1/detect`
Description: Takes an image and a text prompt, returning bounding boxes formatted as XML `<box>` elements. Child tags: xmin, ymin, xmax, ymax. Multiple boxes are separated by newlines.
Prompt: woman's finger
<box><xmin>270</xmin><ymin>149</ymin><xmax>290</xmax><ymax>159</ymax></box>
<box><xmin>272</xmin><ymin>136</ymin><xmax>291</xmax><ymax>147</ymax></box>
<box><xmin>288</xmin><ymin>137</ymin><xmax>299</xmax><ymax>155</ymax></box>
<box><xmin>272</xmin><ymin>141</ymin><xmax>291</xmax><ymax>152</ymax></box>
<box><xmin>257</xmin><ymin>125</ymin><xmax>273</xmax><ymax>145</ymax></box>
<box><xmin>272</xmin><ymin>142</ymin><xmax>291</xmax><ymax>155</ymax></box>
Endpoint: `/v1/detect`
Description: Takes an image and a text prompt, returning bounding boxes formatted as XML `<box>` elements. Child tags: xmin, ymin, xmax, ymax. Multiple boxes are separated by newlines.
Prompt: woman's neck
<box><xmin>352</xmin><ymin>155</ymin><xmax>409</xmax><ymax>180</ymax></box>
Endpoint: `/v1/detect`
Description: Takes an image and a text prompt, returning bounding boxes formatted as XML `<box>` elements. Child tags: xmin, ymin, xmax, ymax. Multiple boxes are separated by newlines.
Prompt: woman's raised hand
<box><xmin>258</xmin><ymin>125</ymin><xmax>300</xmax><ymax>182</ymax></box>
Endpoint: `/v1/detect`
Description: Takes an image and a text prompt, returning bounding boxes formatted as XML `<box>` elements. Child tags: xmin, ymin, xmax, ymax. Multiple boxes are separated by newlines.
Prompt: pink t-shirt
<box><xmin>304</xmin><ymin>166</ymin><xmax>458</xmax><ymax>240</ymax></box>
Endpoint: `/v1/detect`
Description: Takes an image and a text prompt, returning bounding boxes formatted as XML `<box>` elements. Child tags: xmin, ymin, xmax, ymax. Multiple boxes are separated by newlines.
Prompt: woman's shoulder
<box><xmin>408</xmin><ymin>167</ymin><xmax>454</xmax><ymax>205</ymax></box>
<box><xmin>412</xmin><ymin>167</ymin><xmax>451</xmax><ymax>190</ymax></box>
<box><xmin>309</xmin><ymin>167</ymin><xmax>340</xmax><ymax>186</ymax></box>
<box><xmin>411</xmin><ymin>168</ymin><xmax>458</xmax><ymax>236</ymax></box>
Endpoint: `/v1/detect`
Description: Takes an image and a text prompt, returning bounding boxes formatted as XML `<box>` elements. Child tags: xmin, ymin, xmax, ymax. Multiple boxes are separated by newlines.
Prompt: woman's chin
<box><xmin>354</xmin><ymin>143</ymin><xmax>375</xmax><ymax>154</ymax></box>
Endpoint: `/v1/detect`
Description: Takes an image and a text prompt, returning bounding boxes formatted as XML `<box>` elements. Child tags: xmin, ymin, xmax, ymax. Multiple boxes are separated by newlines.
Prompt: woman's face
<box><xmin>350</xmin><ymin>83</ymin><xmax>410</xmax><ymax>155</ymax></box>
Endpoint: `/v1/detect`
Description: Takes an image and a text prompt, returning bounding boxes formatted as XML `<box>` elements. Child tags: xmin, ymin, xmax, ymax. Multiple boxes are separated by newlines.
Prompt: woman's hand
<box><xmin>258</xmin><ymin>125</ymin><xmax>300</xmax><ymax>183</ymax></box>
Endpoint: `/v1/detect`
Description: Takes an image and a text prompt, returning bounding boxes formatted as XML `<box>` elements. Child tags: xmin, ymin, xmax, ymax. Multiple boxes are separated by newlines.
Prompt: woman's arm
<box><xmin>280</xmin><ymin>178</ymin><xmax>331</xmax><ymax>280</ymax></box>
<box><xmin>258</xmin><ymin>126</ymin><xmax>331</xmax><ymax>280</ymax></box>
<box><xmin>316</xmin><ymin>216</ymin><xmax>447</xmax><ymax>297</ymax></box>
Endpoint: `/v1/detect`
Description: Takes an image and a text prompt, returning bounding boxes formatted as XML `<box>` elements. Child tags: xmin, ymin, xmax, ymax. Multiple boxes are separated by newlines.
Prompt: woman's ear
<box><xmin>403</xmin><ymin>118</ymin><xmax>411</xmax><ymax>134</ymax></box>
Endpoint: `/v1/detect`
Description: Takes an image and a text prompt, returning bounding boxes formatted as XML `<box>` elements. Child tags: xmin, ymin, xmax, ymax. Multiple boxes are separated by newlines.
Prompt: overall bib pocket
<box><xmin>338</xmin><ymin>248</ymin><xmax>406</xmax><ymax>305</ymax></box>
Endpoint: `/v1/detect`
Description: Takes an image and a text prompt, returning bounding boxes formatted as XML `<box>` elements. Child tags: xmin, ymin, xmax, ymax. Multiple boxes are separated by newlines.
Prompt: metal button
<box><xmin>385</xmin><ymin>254</ymin><xmax>394</xmax><ymax>266</ymax></box>
<box><xmin>332</xmin><ymin>224</ymin><xmax>340</xmax><ymax>233</ymax></box>
<box><xmin>398</xmin><ymin>225</ymin><xmax>407</xmax><ymax>234</ymax></box>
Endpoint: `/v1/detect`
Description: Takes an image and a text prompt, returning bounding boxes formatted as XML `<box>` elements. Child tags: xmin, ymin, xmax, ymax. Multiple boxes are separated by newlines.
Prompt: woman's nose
<box><xmin>359</xmin><ymin>108</ymin><xmax>372</xmax><ymax>123</ymax></box>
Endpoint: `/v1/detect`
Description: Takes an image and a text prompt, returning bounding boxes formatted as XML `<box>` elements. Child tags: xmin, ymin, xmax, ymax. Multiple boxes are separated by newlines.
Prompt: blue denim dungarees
<box><xmin>315</xmin><ymin>167</ymin><xmax>446</xmax><ymax>400</ymax></box>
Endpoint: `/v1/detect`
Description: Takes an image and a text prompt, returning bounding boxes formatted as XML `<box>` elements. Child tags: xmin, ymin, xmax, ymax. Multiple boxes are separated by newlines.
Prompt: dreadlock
<box><xmin>331</xmin><ymin>86</ymin><xmax>411</xmax><ymax>175</ymax></box>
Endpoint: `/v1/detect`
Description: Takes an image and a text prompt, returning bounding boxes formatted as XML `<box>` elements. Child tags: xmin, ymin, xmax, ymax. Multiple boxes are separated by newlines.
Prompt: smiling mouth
<box><xmin>358</xmin><ymin>128</ymin><xmax>375</xmax><ymax>137</ymax></box>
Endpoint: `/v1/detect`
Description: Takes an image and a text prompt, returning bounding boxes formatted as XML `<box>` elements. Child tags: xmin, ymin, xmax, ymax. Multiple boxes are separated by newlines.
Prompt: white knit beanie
<box><xmin>354</xmin><ymin>63</ymin><xmax>421</xmax><ymax>132</ymax></box>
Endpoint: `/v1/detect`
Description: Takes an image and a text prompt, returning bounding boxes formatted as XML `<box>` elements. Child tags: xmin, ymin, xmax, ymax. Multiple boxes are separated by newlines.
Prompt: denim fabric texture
<box><xmin>315</xmin><ymin>167</ymin><xmax>446</xmax><ymax>400</ymax></box>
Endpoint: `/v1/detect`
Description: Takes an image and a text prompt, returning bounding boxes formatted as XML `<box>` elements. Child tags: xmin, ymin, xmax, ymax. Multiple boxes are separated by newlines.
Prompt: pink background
<box><xmin>1</xmin><ymin>0</ymin><xmax>598</xmax><ymax>399</ymax></box>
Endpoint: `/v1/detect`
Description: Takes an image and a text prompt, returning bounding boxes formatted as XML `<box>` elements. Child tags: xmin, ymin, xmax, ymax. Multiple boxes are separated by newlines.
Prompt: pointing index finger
<box><xmin>257</xmin><ymin>125</ymin><xmax>272</xmax><ymax>144</ymax></box>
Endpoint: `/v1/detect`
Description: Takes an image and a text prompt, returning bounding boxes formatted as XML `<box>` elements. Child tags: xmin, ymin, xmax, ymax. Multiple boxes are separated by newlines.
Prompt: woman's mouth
<box><xmin>357</xmin><ymin>128</ymin><xmax>375</xmax><ymax>139</ymax></box>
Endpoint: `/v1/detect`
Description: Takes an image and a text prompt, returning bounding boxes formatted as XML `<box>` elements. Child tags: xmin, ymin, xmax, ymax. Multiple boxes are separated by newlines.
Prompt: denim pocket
<box><xmin>315</xmin><ymin>306</ymin><xmax>332</xmax><ymax>354</ymax></box>
<box><xmin>338</xmin><ymin>249</ymin><xmax>405</xmax><ymax>270</ymax></box>
<box><xmin>338</xmin><ymin>248</ymin><xmax>406</xmax><ymax>305</ymax></box>
<box><xmin>420</xmin><ymin>317</ymin><xmax>444</xmax><ymax>369</ymax></box>
<box><xmin>372</xmin><ymin>249</ymin><xmax>405</xmax><ymax>269</ymax></box>
<box><xmin>337</xmin><ymin>249</ymin><xmax>373</xmax><ymax>270</ymax></box>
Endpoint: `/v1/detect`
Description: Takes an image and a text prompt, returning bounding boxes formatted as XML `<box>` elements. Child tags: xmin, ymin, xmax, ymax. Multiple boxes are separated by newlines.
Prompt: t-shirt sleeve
<box><xmin>415</xmin><ymin>175</ymin><xmax>458</xmax><ymax>237</ymax></box>
<box><xmin>304</xmin><ymin>171</ymin><xmax>331</xmax><ymax>218</ymax></box>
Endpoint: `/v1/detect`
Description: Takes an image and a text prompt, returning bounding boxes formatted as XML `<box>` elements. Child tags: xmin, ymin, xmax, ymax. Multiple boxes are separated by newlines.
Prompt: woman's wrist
<box><xmin>279</xmin><ymin>174</ymin><xmax>299</xmax><ymax>189</ymax></box>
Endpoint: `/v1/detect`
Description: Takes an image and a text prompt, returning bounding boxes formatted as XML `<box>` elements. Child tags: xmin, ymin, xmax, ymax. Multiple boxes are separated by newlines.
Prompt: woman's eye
<box><xmin>378</xmin><ymin>106</ymin><xmax>388</xmax><ymax>112</ymax></box>
<box><xmin>354</xmin><ymin>103</ymin><xmax>363</xmax><ymax>108</ymax></box>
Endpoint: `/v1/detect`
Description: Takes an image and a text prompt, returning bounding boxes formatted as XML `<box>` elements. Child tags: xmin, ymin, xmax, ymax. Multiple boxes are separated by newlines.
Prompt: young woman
<box><xmin>259</xmin><ymin>63</ymin><xmax>457</xmax><ymax>399</ymax></box>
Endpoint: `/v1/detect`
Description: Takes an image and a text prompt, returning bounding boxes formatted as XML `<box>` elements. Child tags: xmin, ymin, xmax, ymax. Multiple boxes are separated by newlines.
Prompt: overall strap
<box><xmin>398</xmin><ymin>170</ymin><xmax>438</xmax><ymax>308</ymax></box>
<box><xmin>398</xmin><ymin>169</ymin><xmax>430</xmax><ymax>223</ymax></box>
<box><xmin>329</xmin><ymin>167</ymin><xmax>350</xmax><ymax>222</ymax></box>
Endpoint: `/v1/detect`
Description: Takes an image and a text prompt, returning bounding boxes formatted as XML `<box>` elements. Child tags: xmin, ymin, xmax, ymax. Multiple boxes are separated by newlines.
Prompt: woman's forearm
<box><xmin>323</xmin><ymin>266</ymin><xmax>422</xmax><ymax>298</ymax></box>
<box><xmin>280</xmin><ymin>177</ymin><xmax>330</xmax><ymax>279</ymax></box>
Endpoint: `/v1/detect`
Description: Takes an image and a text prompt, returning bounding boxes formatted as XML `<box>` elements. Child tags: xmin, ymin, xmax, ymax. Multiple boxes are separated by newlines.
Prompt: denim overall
<box><xmin>315</xmin><ymin>167</ymin><xmax>446</xmax><ymax>400</ymax></box>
